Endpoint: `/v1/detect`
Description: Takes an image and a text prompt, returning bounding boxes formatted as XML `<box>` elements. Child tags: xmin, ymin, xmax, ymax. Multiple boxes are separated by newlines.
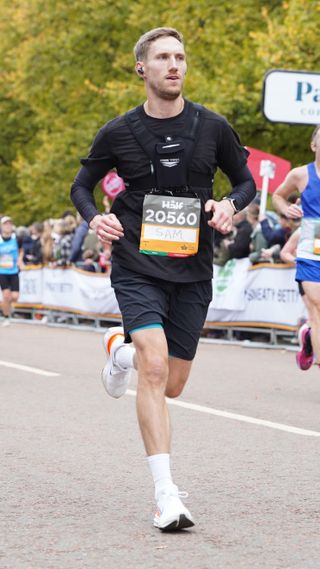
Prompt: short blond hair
<box><xmin>134</xmin><ymin>27</ymin><xmax>184</xmax><ymax>62</ymax></box>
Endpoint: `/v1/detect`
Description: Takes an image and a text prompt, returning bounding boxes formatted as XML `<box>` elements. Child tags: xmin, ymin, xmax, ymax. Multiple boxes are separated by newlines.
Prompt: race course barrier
<box><xmin>0</xmin><ymin>260</ymin><xmax>305</xmax><ymax>331</ymax></box>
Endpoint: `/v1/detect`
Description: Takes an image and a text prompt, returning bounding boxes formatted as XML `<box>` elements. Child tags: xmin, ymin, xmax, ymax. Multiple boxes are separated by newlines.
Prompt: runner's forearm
<box><xmin>226</xmin><ymin>165</ymin><xmax>256</xmax><ymax>211</ymax></box>
<box><xmin>70</xmin><ymin>167</ymin><xmax>100</xmax><ymax>224</ymax></box>
<box><xmin>272</xmin><ymin>193</ymin><xmax>289</xmax><ymax>216</ymax></box>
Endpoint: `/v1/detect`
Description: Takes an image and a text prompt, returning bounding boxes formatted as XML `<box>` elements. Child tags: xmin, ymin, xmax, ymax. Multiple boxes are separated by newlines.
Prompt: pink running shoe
<box><xmin>296</xmin><ymin>324</ymin><xmax>313</xmax><ymax>371</ymax></box>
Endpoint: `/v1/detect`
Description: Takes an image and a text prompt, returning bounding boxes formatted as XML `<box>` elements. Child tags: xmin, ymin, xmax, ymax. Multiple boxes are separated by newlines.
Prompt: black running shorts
<box><xmin>0</xmin><ymin>273</ymin><xmax>19</xmax><ymax>292</ymax></box>
<box><xmin>111</xmin><ymin>263</ymin><xmax>212</xmax><ymax>361</ymax></box>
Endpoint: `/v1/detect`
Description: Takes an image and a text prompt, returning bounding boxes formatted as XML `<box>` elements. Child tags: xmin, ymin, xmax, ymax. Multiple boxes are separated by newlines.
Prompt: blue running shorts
<box><xmin>296</xmin><ymin>259</ymin><xmax>320</xmax><ymax>283</ymax></box>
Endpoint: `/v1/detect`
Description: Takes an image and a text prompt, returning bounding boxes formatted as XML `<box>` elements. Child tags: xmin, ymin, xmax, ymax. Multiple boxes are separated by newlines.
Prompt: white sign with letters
<box><xmin>263</xmin><ymin>70</ymin><xmax>320</xmax><ymax>125</ymax></box>
<box><xmin>208</xmin><ymin>264</ymin><xmax>305</xmax><ymax>327</ymax></box>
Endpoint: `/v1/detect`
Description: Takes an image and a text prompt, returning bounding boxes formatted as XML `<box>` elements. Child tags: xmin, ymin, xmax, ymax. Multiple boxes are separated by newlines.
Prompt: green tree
<box><xmin>2</xmin><ymin>0</ymin><xmax>131</xmax><ymax>223</ymax></box>
<box><xmin>249</xmin><ymin>0</ymin><xmax>320</xmax><ymax>165</ymax></box>
<box><xmin>0</xmin><ymin>0</ymin><xmax>39</xmax><ymax>217</ymax></box>
<box><xmin>0</xmin><ymin>0</ymin><xmax>319</xmax><ymax>222</ymax></box>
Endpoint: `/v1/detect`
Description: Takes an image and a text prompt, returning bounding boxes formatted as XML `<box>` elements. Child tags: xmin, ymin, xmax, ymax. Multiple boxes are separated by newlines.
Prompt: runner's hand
<box><xmin>286</xmin><ymin>198</ymin><xmax>303</xmax><ymax>219</ymax></box>
<box><xmin>17</xmin><ymin>259</ymin><xmax>25</xmax><ymax>270</ymax></box>
<box><xmin>89</xmin><ymin>214</ymin><xmax>124</xmax><ymax>245</ymax></box>
<box><xmin>261</xmin><ymin>248</ymin><xmax>273</xmax><ymax>259</ymax></box>
<box><xmin>205</xmin><ymin>199</ymin><xmax>234</xmax><ymax>234</ymax></box>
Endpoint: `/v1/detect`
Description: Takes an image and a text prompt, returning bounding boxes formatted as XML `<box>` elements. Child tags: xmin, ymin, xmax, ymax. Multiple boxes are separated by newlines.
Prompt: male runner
<box><xmin>0</xmin><ymin>216</ymin><xmax>23</xmax><ymax>326</ymax></box>
<box><xmin>71</xmin><ymin>27</ymin><xmax>256</xmax><ymax>530</ymax></box>
<box><xmin>273</xmin><ymin>125</ymin><xmax>320</xmax><ymax>371</ymax></box>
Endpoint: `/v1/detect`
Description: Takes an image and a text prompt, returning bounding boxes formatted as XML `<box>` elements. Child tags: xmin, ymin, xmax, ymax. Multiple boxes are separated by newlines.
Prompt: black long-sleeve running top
<box><xmin>71</xmin><ymin>99</ymin><xmax>256</xmax><ymax>282</ymax></box>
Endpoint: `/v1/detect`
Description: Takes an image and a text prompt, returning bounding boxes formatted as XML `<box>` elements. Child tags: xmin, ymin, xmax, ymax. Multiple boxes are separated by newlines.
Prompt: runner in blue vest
<box><xmin>71</xmin><ymin>27</ymin><xmax>256</xmax><ymax>531</ymax></box>
<box><xmin>0</xmin><ymin>216</ymin><xmax>23</xmax><ymax>326</ymax></box>
<box><xmin>273</xmin><ymin>125</ymin><xmax>320</xmax><ymax>371</ymax></box>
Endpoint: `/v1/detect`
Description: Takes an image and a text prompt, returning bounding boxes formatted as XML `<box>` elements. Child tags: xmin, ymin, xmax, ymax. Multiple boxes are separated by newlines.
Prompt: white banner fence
<box><xmin>0</xmin><ymin>260</ymin><xmax>305</xmax><ymax>330</ymax></box>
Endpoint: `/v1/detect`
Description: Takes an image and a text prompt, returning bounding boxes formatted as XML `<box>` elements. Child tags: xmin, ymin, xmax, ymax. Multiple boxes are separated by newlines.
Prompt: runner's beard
<box><xmin>159</xmin><ymin>89</ymin><xmax>181</xmax><ymax>101</ymax></box>
<box><xmin>149</xmin><ymin>81</ymin><xmax>182</xmax><ymax>101</ymax></box>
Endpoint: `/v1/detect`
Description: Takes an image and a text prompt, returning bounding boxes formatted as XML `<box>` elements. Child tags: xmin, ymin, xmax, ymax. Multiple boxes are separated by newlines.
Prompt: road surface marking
<box><xmin>2</xmin><ymin>363</ymin><xmax>318</xmax><ymax>437</ymax></box>
<box><xmin>0</xmin><ymin>360</ymin><xmax>60</xmax><ymax>377</ymax></box>
<box><xmin>127</xmin><ymin>389</ymin><xmax>320</xmax><ymax>438</ymax></box>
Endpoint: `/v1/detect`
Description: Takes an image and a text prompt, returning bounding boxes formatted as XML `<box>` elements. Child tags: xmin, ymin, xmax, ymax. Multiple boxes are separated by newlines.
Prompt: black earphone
<box><xmin>137</xmin><ymin>66</ymin><xmax>144</xmax><ymax>75</ymax></box>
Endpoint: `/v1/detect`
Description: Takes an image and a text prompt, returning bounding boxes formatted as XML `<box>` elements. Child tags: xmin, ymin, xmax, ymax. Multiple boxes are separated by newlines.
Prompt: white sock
<box><xmin>114</xmin><ymin>344</ymin><xmax>135</xmax><ymax>369</ymax></box>
<box><xmin>147</xmin><ymin>453</ymin><xmax>174</xmax><ymax>498</ymax></box>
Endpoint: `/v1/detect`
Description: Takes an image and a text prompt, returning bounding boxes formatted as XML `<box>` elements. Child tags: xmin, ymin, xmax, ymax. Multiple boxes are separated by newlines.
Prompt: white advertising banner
<box><xmin>1</xmin><ymin>263</ymin><xmax>305</xmax><ymax>329</ymax></box>
<box><xmin>41</xmin><ymin>268</ymin><xmax>119</xmax><ymax>314</ymax></box>
<box><xmin>0</xmin><ymin>268</ymin><xmax>43</xmax><ymax>304</ymax></box>
<box><xmin>3</xmin><ymin>267</ymin><xmax>119</xmax><ymax>315</ymax></box>
<box><xmin>213</xmin><ymin>258</ymin><xmax>251</xmax><ymax>311</ymax></box>
<box><xmin>19</xmin><ymin>268</ymin><xmax>43</xmax><ymax>304</ymax></box>
<box><xmin>207</xmin><ymin>264</ymin><xmax>305</xmax><ymax>328</ymax></box>
<box><xmin>263</xmin><ymin>70</ymin><xmax>320</xmax><ymax>125</ymax></box>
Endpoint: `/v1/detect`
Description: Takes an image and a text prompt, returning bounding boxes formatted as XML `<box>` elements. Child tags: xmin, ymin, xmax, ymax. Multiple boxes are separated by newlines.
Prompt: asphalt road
<box><xmin>1</xmin><ymin>322</ymin><xmax>320</xmax><ymax>569</ymax></box>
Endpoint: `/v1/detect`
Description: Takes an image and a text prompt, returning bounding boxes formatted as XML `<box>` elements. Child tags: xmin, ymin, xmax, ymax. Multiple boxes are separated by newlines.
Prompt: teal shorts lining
<box><xmin>129</xmin><ymin>323</ymin><xmax>163</xmax><ymax>334</ymax></box>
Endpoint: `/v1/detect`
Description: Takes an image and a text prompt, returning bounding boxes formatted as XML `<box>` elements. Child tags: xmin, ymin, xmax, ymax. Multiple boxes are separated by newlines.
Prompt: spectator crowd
<box><xmin>213</xmin><ymin>195</ymin><xmax>301</xmax><ymax>267</ymax></box>
<box><xmin>0</xmin><ymin>203</ymin><xmax>112</xmax><ymax>276</ymax></box>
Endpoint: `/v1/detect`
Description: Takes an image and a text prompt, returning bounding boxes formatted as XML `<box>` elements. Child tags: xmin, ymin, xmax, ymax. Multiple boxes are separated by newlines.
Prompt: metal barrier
<box><xmin>7</xmin><ymin>304</ymin><xmax>298</xmax><ymax>346</ymax></box>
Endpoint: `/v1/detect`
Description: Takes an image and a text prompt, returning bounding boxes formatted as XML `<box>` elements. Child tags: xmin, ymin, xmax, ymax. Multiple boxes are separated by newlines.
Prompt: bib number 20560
<box><xmin>140</xmin><ymin>194</ymin><xmax>201</xmax><ymax>257</ymax></box>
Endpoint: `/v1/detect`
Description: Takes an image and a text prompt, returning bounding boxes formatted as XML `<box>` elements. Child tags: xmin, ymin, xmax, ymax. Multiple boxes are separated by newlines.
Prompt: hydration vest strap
<box><xmin>125</xmin><ymin>109</ymin><xmax>158</xmax><ymax>162</ymax></box>
<box><xmin>125</xmin><ymin>102</ymin><xmax>203</xmax><ymax>177</ymax></box>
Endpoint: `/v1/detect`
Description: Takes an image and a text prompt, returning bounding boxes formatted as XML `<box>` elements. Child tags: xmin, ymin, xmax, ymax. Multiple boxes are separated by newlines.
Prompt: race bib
<box><xmin>140</xmin><ymin>194</ymin><xmax>201</xmax><ymax>257</ymax></box>
<box><xmin>297</xmin><ymin>218</ymin><xmax>320</xmax><ymax>260</ymax></box>
<box><xmin>0</xmin><ymin>254</ymin><xmax>14</xmax><ymax>269</ymax></box>
<box><xmin>313</xmin><ymin>222</ymin><xmax>320</xmax><ymax>255</ymax></box>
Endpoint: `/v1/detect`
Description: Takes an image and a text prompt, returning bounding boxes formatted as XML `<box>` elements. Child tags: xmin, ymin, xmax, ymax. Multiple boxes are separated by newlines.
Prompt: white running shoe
<box><xmin>153</xmin><ymin>486</ymin><xmax>195</xmax><ymax>531</ymax></box>
<box><xmin>101</xmin><ymin>326</ymin><xmax>131</xmax><ymax>399</ymax></box>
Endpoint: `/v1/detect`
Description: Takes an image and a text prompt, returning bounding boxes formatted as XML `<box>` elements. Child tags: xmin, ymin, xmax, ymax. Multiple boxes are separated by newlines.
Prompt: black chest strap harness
<box><xmin>124</xmin><ymin>102</ymin><xmax>212</xmax><ymax>191</ymax></box>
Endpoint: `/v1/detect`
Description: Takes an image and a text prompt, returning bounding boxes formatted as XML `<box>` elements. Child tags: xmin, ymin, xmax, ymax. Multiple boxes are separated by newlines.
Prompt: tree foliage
<box><xmin>0</xmin><ymin>0</ymin><xmax>319</xmax><ymax>223</ymax></box>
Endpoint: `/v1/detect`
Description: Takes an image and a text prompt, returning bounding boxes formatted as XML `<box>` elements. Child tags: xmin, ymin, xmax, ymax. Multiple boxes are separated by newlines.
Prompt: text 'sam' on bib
<box><xmin>139</xmin><ymin>194</ymin><xmax>201</xmax><ymax>257</ymax></box>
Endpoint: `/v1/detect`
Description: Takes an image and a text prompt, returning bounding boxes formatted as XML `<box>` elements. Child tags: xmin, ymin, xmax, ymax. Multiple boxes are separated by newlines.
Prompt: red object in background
<box><xmin>101</xmin><ymin>171</ymin><xmax>125</xmax><ymax>200</ymax></box>
<box><xmin>246</xmin><ymin>147</ymin><xmax>291</xmax><ymax>193</ymax></box>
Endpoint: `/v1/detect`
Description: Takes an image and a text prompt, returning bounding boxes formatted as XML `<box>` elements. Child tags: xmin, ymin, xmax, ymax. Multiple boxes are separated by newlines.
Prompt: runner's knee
<box><xmin>165</xmin><ymin>383</ymin><xmax>185</xmax><ymax>399</ymax></box>
<box><xmin>2</xmin><ymin>290</ymin><xmax>11</xmax><ymax>301</ymax></box>
<box><xmin>138</xmin><ymin>351</ymin><xmax>168</xmax><ymax>388</ymax></box>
